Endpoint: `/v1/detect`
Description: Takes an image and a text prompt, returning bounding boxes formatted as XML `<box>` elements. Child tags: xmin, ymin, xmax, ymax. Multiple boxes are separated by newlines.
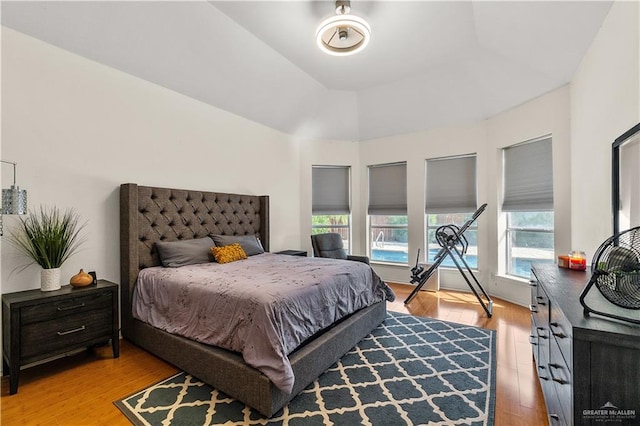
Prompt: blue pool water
<box><xmin>372</xmin><ymin>249</ymin><xmax>545</xmax><ymax>277</ymax></box>
<box><xmin>372</xmin><ymin>249</ymin><xmax>477</xmax><ymax>268</ymax></box>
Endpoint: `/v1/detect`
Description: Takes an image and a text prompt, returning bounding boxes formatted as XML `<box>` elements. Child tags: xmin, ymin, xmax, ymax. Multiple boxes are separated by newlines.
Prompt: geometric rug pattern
<box><xmin>115</xmin><ymin>311</ymin><xmax>496</xmax><ymax>425</ymax></box>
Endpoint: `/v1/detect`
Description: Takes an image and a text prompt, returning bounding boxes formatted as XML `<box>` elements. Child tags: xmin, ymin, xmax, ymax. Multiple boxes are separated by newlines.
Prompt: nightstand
<box><xmin>2</xmin><ymin>280</ymin><xmax>119</xmax><ymax>394</ymax></box>
<box><xmin>275</xmin><ymin>250</ymin><xmax>307</xmax><ymax>257</ymax></box>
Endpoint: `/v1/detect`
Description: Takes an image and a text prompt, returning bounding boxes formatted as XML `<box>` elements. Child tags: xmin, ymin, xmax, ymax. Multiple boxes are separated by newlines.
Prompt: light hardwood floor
<box><xmin>1</xmin><ymin>283</ymin><xmax>548</xmax><ymax>425</ymax></box>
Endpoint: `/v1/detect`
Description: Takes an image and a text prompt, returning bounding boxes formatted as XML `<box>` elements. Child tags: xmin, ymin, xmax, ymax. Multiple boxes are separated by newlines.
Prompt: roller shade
<box><xmin>502</xmin><ymin>137</ymin><xmax>553</xmax><ymax>212</ymax></box>
<box><xmin>368</xmin><ymin>162</ymin><xmax>407</xmax><ymax>215</ymax></box>
<box><xmin>426</xmin><ymin>155</ymin><xmax>477</xmax><ymax>213</ymax></box>
<box><xmin>312</xmin><ymin>166</ymin><xmax>350</xmax><ymax>215</ymax></box>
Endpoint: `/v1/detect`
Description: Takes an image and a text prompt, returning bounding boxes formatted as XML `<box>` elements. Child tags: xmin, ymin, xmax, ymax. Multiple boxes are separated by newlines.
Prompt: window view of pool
<box><xmin>371</xmin><ymin>248</ymin><xmax>477</xmax><ymax>268</ymax></box>
<box><xmin>371</xmin><ymin>248</ymin><xmax>550</xmax><ymax>277</ymax></box>
<box><xmin>371</xmin><ymin>249</ymin><xmax>409</xmax><ymax>264</ymax></box>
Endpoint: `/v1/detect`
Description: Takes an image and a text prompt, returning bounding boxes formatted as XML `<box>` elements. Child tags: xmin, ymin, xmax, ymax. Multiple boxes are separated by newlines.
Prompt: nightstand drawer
<box><xmin>21</xmin><ymin>307</ymin><xmax>112</xmax><ymax>361</ymax></box>
<box><xmin>21</xmin><ymin>290</ymin><xmax>112</xmax><ymax>324</ymax></box>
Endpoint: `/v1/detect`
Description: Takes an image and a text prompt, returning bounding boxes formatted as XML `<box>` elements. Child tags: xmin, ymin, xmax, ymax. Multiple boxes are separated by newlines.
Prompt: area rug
<box><xmin>115</xmin><ymin>311</ymin><xmax>496</xmax><ymax>425</ymax></box>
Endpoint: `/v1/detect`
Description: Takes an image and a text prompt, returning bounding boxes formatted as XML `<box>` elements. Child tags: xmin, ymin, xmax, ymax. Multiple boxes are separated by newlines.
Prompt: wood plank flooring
<box><xmin>1</xmin><ymin>283</ymin><xmax>548</xmax><ymax>425</ymax></box>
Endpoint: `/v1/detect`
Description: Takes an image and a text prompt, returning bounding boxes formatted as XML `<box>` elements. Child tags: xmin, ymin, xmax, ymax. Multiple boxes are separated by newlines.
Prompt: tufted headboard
<box><xmin>119</xmin><ymin>183</ymin><xmax>269</xmax><ymax>335</ymax></box>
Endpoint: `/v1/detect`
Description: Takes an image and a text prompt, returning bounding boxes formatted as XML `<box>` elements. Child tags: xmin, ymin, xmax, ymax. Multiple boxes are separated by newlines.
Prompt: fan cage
<box><xmin>590</xmin><ymin>226</ymin><xmax>640</xmax><ymax>309</ymax></box>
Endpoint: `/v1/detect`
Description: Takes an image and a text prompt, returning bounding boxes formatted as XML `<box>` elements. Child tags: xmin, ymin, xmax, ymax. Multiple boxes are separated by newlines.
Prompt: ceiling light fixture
<box><xmin>316</xmin><ymin>0</ymin><xmax>371</xmax><ymax>56</ymax></box>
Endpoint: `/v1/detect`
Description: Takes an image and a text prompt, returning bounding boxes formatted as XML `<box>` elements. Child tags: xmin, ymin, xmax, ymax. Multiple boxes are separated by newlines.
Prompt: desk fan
<box><xmin>579</xmin><ymin>226</ymin><xmax>640</xmax><ymax>324</ymax></box>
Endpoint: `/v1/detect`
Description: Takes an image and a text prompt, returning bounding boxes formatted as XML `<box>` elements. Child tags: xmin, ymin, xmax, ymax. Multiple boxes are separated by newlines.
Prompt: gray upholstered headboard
<box><xmin>119</xmin><ymin>183</ymin><xmax>269</xmax><ymax>335</ymax></box>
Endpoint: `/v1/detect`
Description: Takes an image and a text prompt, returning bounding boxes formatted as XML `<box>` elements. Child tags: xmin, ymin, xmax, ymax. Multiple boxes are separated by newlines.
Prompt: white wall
<box><xmin>1</xmin><ymin>28</ymin><xmax>303</xmax><ymax>293</ymax></box>
<box><xmin>570</xmin><ymin>0</ymin><xmax>640</xmax><ymax>258</ymax></box>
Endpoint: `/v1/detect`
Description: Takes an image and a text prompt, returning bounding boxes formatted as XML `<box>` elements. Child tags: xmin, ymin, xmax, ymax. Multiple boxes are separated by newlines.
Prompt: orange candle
<box><xmin>569</xmin><ymin>251</ymin><xmax>587</xmax><ymax>270</ymax></box>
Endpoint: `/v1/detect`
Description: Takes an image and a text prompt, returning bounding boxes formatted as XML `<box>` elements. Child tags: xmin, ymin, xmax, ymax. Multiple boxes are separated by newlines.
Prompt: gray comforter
<box><xmin>132</xmin><ymin>252</ymin><xmax>394</xmax><ymax>393</ymax></box>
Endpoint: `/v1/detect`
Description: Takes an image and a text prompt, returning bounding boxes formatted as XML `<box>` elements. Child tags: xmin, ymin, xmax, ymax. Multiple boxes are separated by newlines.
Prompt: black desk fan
<box><xmin>580</xmin><ymin>226</ymin><xmax>640</xmax><ymax>324</ymax></box>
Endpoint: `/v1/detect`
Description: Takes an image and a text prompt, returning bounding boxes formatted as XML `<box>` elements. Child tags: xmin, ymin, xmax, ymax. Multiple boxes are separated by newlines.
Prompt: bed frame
<box><xmin>119</xmin><ymin>183</ymin><xmax>386</xmax><ymax>417</ymax></box>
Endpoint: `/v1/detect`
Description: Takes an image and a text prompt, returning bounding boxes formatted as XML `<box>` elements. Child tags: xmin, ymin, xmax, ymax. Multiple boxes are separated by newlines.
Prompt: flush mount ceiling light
<box><xmin>316</xmin><ymin>0</ymin><xmax>371</xmax><ymax>56</ymax></box>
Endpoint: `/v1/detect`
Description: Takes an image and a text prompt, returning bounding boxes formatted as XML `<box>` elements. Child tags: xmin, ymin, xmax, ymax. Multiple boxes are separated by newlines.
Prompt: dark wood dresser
<box><xmin>2</xmin><ymin>280</ymin><xmax>119</xmax><ymax>394</ymax></box>
<box><xmin>530</xmin><ymin>264</ymin><xmax>640</xmax><ymax>425</ymax></box>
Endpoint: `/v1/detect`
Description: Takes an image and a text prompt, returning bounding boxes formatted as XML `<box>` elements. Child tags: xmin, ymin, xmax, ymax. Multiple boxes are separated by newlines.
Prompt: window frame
<box><xmin>367</xmin><ymin>162</ymin><xmax>408</xmax><ymax>264</ymax></box>
<box><xmin>424</xmin><ymin>154</ymin><xmax>478</xmax><ymax>269</ymax></box>
<box><xmin>312</xmin><ymin>165</ymin><xmax>352</xmax><ymax>252</ymax></box>
<box><xmin>502</xmin><ymin>137</ymin><xmax>554</xmax><ymax>279</ymax></box>
<box><xmin>369</xmin><ymin>214</ymin><xmax>409</xmax><ymax>264</ymax></box>
<box><xmin>505</xmin><ymin>211</ymin><xmax>555</xmax><ymax>278</ymax></box>
<box><xmin>425</xmin><ymin>212</ymin><xmax>478</xmax><ymax>269</ymax></box>
<box><xmin>311</xmin><ymin>214</ymin><xmax>351</xmax><ymax>253</ymax></box>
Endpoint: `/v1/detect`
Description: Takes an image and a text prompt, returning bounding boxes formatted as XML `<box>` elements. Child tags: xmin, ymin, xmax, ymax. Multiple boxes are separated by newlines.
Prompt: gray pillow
<box><xmin>210</xmin><ymin>234</ymin><xmax>265</xmax><ymax>256</ymax></box>
<box><xmin>155</xmin><ymin>237</ymin><xmax>215</xmax><ymax>267</ymax></box>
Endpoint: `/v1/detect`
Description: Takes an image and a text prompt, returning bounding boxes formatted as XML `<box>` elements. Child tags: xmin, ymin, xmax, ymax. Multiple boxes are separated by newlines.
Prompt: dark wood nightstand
<box><xmin>2</xmin><ymin>280</ymin><xmax>119</xmax><ymax>394</ymax></box>
<box><xmin>275</xmin><ymin>250</ymin><xmax>307</xmax><ymax>257</ymax></box>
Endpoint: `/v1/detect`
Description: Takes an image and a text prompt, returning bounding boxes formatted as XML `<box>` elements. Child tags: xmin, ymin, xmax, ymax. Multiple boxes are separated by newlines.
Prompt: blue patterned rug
<box><xmin>115</xmin><ymin>311</ymin><xmax>496</xmax><ymax>425</ymax></box>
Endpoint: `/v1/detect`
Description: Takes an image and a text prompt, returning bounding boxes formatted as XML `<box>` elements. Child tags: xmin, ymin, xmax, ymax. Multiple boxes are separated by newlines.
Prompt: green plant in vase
<box><xmin>8</xmin><ymin>206</ymin><xmax>87</xmax><ymax>291</ymax></box>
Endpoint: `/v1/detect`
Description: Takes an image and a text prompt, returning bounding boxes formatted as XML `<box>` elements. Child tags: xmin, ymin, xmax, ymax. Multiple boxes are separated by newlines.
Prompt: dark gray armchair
<box><xmin>310</xmin><ymin>233</ymin><xmax>370</xmax><ymax>264</ymax></box>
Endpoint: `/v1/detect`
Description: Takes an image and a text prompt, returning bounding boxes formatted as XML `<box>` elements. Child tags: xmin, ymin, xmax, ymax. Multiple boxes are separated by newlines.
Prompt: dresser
<box><xmin>530</xmin><ymin>264</ymin><xmax>640</xmax><ymax>425</ymax></box>
<box><xmin>2</xmin><ymin>280</ymin><xmax>119</xmax><ymax>394</ymax></box>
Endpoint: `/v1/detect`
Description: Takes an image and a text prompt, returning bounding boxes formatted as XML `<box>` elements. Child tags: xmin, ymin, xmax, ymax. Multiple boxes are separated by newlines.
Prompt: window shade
<box><xmin>312</xmin><ymin>166</ymin><xmax>350</xmax><ymax>215</ymax></box>
<box><xmin>502</xmin><ymin>137</ymin><xmax>553</xmax><ymax>212</ymax></box>
<box><xmin>426</xmin><ymin>155</ymin><xmax>477</xmax><ymax>213</ymax></box>
<box><xmin>368</xmin><ymin>162</ymin><xmax>407</xmax><ymax>215</ymax></box>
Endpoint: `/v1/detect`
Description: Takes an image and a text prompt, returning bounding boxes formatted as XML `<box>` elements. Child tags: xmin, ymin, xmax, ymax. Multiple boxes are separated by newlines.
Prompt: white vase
<box><xmin>41</xmin><ymin>268</ymin><xmax>62</xmax><ymax>292</ymax></box>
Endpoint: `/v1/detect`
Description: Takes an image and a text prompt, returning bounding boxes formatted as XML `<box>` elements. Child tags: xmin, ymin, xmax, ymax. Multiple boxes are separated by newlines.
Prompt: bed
<box><xmin>119</xmin><ymin>183</ymin><xmax>389</xmax><ymax>417</ymax></box>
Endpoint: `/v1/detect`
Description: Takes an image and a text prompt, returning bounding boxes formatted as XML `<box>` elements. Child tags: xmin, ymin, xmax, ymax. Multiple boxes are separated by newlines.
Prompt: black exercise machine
<box><xmin>404</xmin><ymin>203</ymin><xmax>493</xmax><ymax>317</ymax></box>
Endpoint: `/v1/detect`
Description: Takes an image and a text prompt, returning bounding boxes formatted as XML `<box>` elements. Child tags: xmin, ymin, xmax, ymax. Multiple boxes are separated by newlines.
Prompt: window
<box><xmin>368</xmin><ymin>162</ymin><xmax>408</xmax><ymax>263</ymax></box>
<box><xmin>425</xmin><ymin>155</ymin><xmax>478</xmax><ymax>268</ymax></box>
<box><xmin>312</xmin><ymin>166</ymin><xmax>351</xmax><ymax>252</ymax></box>
<box><xmin>503</xmin><ymin>137</ymin><xmax>554</xmax><ymax>278</ymax></box>
<box><xmin>506</xmin><ymin>212</ymin><xmax>554</xmax><ymax>277</ymax></box>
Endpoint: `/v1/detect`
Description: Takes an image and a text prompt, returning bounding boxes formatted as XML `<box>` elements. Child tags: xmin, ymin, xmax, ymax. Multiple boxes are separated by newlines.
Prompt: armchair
<box><xmin>310</xmin><ymin>233</ymin><xmax>370</xmax><ymax>264</ymax></box>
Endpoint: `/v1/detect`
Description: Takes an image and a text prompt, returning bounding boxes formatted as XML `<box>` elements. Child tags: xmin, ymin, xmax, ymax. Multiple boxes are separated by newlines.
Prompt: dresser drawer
<box><xmin>532</xmin><ymin>284</ymin><xmax>549</xmax><ymax>326</ymax></box>
<box><xmin>550</xmin><ymin>304</ymin><xmax>572</xmax><ymax>371</ymax></box>
<box><xmin>20</xmin><ymin>290</ymin><xmax>113</xmax><ymax>324</ymax></box>
<box><xmin>540</xmin><ymin>373</ymin><xmax>566</xmax><ymax>425</ymax></box>
<box><xmin>549</xmin><ymin>338</ymin><xmax>572</xmax><ymax>425</ymax></box>
<box><xmin>530</xmin><ymin>278</ymin><xmax>540</xmax><ymax>361</ymax></box>
<box><xmin>21</xmin><ymin>307</ymin><xmax>113</xmax><ymax>361</ymax></box>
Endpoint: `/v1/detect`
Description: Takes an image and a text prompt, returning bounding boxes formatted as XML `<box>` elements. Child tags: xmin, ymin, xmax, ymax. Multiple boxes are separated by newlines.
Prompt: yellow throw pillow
<box><xmin>210</xmin><ymin>243</ymin><xmax>248</xmax><ymax>264</ymax></box>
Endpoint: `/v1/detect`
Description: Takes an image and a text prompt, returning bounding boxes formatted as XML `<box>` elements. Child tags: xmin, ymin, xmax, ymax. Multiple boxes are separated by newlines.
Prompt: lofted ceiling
<box><xmin>1</xmin><ymin>1</ymin><xmax>613</xmax><ymax>141</ymax></box>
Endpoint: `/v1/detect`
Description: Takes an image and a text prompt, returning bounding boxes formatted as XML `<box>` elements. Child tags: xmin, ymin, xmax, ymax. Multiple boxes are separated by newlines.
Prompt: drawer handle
<box><xmin>57</xmin><ymin>303</ymin><xmax>86</xmax><ymax>311</ymax></box>
<box><xmin>529</xmin><ymin>280</ymin><xmax>537</xmax><ymax>287</ymax></box>
<box><xmin>529</xmin><ymin>304</ymin><xmax>538</xmax><ymax>313</ymax></box>
<box><xmin>57</xmin><ymin>326</ymin><xmax>86</xmax><ymax>336</ymax></box>
<box><xmin>536</xmin><ymin>327</ymin><xmax>548</xmax><ymax>339</ymax></box>
<box><xmin>548</xmin><ymin>364</ymin><xmax>568</xmax><ymax>385</ymax></box>
<box><xmin>536</xmin><ymin>296</ymin><xmax>546</xmax><ymax>305</ymax></box>
<box><xmin>529</xmin><ymin>335</ymin><xmax>538</xmax><ymax>345</ymax></box>
<box><xmin>550</xmin><ymin>322</ymin><xmax>567</xmax><ymax>338</ymax></box>
<box><xmin>537</xmin><ymin>365</ymin><xmax>549</xmax><ymax>381</ymax></box>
